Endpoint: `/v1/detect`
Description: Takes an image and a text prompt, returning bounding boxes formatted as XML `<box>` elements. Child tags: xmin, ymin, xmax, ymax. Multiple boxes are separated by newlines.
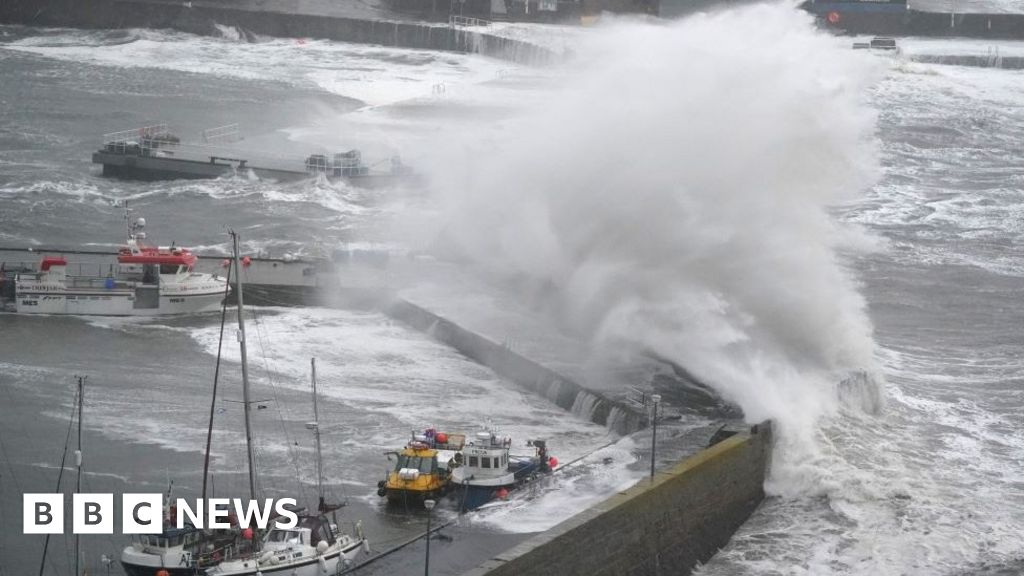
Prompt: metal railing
<box><xmin>100</xmin><ymin>124</ymin><xmax>174</xmax><ymax>156</ymax></box>
<box><xmin>449</xmin><ymin>14</ymin><xmax>491</xmax><ymax>27</ymax></box>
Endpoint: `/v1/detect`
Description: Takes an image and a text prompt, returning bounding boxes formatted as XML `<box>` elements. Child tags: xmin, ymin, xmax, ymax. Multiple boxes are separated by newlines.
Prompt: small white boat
<box><xmin>11</xmin><ymin>209</ymin><xmax>227</xmax><ymax>316</ymax></box>
<box><xmin>204</xmin><ymin>515</ymin><xmax>368</xmax><ymax>576</ymax></box>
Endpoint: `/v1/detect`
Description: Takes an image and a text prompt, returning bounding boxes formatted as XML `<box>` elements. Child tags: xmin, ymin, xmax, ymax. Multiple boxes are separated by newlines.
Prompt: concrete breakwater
<box><xmin>386</xmin><ymin>298</ymin><xmax>648</xmax><ymax>434</ymax></box>
<box><xmin>466</xmin><ymin>421</ymin><xmax>774</xmax><ymax>576</ymax></box>
<box><xmin>0</xmin><ymin>0</ymin><xmax>560</xmax><ymax>65</ymax></box>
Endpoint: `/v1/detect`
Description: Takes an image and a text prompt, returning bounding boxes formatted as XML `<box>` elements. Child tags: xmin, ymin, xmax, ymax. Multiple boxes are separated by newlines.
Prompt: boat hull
<box><xmin>121</xmin><ymin>545</ymin><xmax>199</xmax><ymax>576</ymax></box>
<box><xmin>93</xmin><ymin>151</ymin><xmax>415</xmax><ymax>189</ymax></box>
<box><xmin>206</xmin><ymin>539</ymin><xmax>366</xmax><ymax>576</ymax></box>
<box><xmin>13</xmin><ymin>289</ymin><xmax>225</xmax><ymax>316</ymax></box>
<box><xmin>385</xmin><ymin>487</ymin><xmax>448</xmax><ymax>507</ymax></box>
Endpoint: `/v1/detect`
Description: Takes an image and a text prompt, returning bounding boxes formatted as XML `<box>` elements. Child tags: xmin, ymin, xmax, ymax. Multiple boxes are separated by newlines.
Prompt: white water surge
<box><xmin>410</xmin><ymin>4</ymin><xmax>886</xmax><ymax>486</ymax></box>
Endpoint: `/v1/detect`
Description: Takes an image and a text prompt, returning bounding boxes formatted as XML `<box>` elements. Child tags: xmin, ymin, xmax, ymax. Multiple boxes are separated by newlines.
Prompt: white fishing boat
<box><xmin>451</xmin><ymin>429</ymin><xmax>556</xmax><ymax>512</ymax></box>
<box><xmin>11</xmin><ymin>207</ymin><xmax>227</xmax><ymax>315</ymax></box>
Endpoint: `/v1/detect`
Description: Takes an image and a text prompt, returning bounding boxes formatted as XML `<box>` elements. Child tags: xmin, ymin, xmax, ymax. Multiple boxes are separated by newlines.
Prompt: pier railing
<box><xmin>449</xmin><ymin>14</ymin><xmax>491</xmax><ymax>27</ymax></box>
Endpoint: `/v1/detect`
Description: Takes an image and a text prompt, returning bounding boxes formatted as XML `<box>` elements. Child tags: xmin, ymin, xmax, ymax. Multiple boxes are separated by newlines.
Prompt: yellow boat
<box><xmin>377</xmin><ymin>429</ymin><xmax>466</xmax><ymax>507</ymax></box>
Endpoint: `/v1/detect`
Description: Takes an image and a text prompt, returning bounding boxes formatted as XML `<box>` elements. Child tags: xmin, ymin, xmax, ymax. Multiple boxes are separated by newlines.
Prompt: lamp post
<box><xmin>650</xmin><ymin>394</ymin><xmax>661</xmax><ymax>481</ymax></box>
<box><xmin>424</xmin><ymin>499</ymin><xmax>436</xmax><ymax>576</ymax></box>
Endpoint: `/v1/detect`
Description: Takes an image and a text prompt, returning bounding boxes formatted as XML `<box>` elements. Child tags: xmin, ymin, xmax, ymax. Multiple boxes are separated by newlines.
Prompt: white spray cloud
<box><xmin>412</xmin><ymin>4</ymin><xmax>887</xmax><ymax>489</ymax></box>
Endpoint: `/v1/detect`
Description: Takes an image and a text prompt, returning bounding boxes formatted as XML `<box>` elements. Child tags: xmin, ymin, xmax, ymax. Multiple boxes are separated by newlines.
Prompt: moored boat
<box><xmin>450</xmin><ymin>430</ymin><xmax>556</xmax><ymax>512</ymax></box>
<box><xmin>204</xmin><ymin>514</ymin><xmax>367</xmax><ymax>576</ymax></box>
<box><xmin>378</xmin><ymin>429</ymin><xmax>466</xmax><ymax>507</ymax></box>
<box><xmin>199</xmin><ymin>233</ymin><xmax>369</xmax><ymax>576</ymax></box>
<box><xmin>11</xmin><ymin>207</ymin><xmax>227</xmax><ymax>316</ymax></box>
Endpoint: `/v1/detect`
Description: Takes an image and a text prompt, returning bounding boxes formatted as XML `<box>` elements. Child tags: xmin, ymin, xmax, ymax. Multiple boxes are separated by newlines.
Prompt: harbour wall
<box><xmin>385</xmin><ymin>298</ymin><xmax>648</xmax><ymax>434</ymax></box>
<box><xmin>0</xmin><ymin>0</ymin><xmax>560</xmax><ymax>65</ymax></box>
<box><xmin>464</xmin><ymin>421</ymin><xmax>773</xmax><ymax>576</ymax></box>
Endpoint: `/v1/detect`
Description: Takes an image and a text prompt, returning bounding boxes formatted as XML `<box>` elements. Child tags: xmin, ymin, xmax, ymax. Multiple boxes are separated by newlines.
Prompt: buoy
<box><xmin>436</xmin><ymin>432</ymin><xmax>448</xmax><ymax>444</ymax></box>
<box><xmin>221</xmin><ymin>259</ymin><xmax>230</xmax><ymax>268</ymax></box>
<box><xmin>827</xmin><ymin>11</ymin><xmax>840</xmax><ymax>24</ymax></box>
<box><xmin>548</xmin><ymin>456</ymin><xmax>558</xmax><ymax>469</ymax></box>
<box><xmin>496</xmin><ymin>488</ymin><xmax>509</xmax><ymax>500</ymax></box>
<box><xmin>316</xmin><ymin>541</ymin><xmax>329</xmax><ymax>555</ymax></box>
<box><xmin>242</xmin><ymin>255</ymin><xmax>252</xmax><ymax>268</ymax></box>
<box><xmin>242</xmin><ymin>528</ymin><xmax>254</xmax><ymax>540</ymax></box>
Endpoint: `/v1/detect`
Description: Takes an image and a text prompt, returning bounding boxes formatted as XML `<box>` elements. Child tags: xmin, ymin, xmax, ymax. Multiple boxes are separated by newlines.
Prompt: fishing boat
<box><xmin>119</xmin><ymin>517</ymin><xmax>209</xmax><ymax>576</ymax></box>
<box><xmin>451</xmin><ymin>430</ymin><xmax>556</xmax><ymax>511</ymax></box>
<box><xmin>377</xmin><ymin>428</ymin><xmax>466</xmax><ymax>507</ymax></box>
<box><xmin>200</xmin><ymin>234</ymin><xmax>369</xmax><ymax>576</ymax></box>
<box><xmin>11</xmin><ymin>206</ymin><xmax>227</xmax><ymax>315</ymax></box>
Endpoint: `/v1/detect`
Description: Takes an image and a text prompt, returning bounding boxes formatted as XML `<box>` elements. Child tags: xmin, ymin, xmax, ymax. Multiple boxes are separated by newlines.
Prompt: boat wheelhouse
<box><xmin>120</xmin><ymin>524</ymin><xmax>207</xmax><ymax>576</ymax></box>
<box><xmin>378</xmin><ymin>429</ymin><xmax>466</xmax><ymax>507</ymax></box>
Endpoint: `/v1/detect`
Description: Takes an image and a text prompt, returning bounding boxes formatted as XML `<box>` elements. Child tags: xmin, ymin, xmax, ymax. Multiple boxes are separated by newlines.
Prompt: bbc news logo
<box><xmin>23</xmin><ymin>494</ymin><xmax>299</xmax><ymax>535</ymax></box>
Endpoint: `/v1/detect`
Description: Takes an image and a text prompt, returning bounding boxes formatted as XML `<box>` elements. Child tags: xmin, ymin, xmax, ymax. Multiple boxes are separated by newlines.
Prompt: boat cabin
<box><xmin>457</xmin><ymin>431</ymin><xmax>512</xmax><ymax>480</ymax></box>
<box><xmin>263</xmin><ymin>515</ymin><xmax>335</xmax><ymax>552</ymax></box>
<box><xmin>129</xmin><ymin>525</ymin><xmax>202</xmax><ymax>552</ymax></box>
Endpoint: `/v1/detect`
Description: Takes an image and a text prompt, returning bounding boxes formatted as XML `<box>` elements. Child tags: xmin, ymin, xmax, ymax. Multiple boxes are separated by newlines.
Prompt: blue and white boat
<box><xmin>450</xmin><ymin>430</ymin><xmax>554</xmax><ymax>511</ymax></box>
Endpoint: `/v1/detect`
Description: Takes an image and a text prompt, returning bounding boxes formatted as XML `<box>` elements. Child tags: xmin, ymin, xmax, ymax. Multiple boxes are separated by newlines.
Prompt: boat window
<box><xmin>419</xmin><ymin>458</ymin><xmax>433</xmax><ymax>474</ymax></box>
<box><xmin>493</xmin><ymin>457</ymin><xmax>500</xmax><ymax>468</ymax></box>
<box><xmin>482</xmin><ymin>457</ymin><xmax>491</xmax><ymax>469</ymax></box>
<box><xmin>468</xmin><ymin>456</ymin><xmax>478</xmax><ymax>467</ymax></box>
<box><xmin>268</xmin><ymin>530</ymin><xmax>301</xmax><ymax>544</ymax></box>
<box><xmin>160</xmin><ymin>264</ymin><xmax>179</xmax><ymax>274</ymax></box>
<box><xmin>396</xmin><ymin>454</ymin><xmax>410</xmax><ymax>470</ymax></box>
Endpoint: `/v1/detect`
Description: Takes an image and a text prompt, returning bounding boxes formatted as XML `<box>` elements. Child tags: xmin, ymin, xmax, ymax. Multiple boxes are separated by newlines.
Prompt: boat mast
<box><xmin>74</xmin><ymin>375</ymin><xmax>85</xmax><ymax>576</ymax></box>
<box><xmin>231</xmin><ymin>232</ymin><xmax>259</xmax><ymax>509</ymax></box>
<box><xmin>310</xmin><ymin>358</ymin><xmax>325</xmax><ymax>512</ymax></box>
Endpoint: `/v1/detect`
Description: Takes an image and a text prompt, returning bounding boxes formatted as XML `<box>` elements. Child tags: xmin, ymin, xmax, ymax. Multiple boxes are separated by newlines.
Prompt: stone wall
<box><xmin>464</xmin><ymin>421</ymin><xmax>773</xmax><ymax>576</ymax></box>
<box><xmin>0</xmin><ymin>0</ymin><xmax>560</xmax><ymax>65</ymax></box>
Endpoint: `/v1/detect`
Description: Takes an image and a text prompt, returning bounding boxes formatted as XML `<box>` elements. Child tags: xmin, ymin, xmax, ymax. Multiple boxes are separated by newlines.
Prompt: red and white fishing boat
<box><xmin>12</xmin><ymin>209</ymin><xmax>228</xmax><ymax>316</ymax></box>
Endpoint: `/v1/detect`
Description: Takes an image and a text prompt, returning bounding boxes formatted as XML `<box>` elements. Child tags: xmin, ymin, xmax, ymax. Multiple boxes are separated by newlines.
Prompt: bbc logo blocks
<box><xmin>24</xmin><ymin>493</ymin><xmax>163</xmax><ymax>535</ymax></box>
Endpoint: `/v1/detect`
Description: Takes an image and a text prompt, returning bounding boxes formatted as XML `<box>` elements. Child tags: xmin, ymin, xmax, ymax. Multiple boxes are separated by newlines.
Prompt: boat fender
<box><xmin>318</xmin><ymin>555</ymin><xmax>328</xmax><ymax>572</ymax></box>
<box><xmin>316</xmin><ymin>541</ymin><xmax>329</xmax><ymax>556</ymax></box>
<box><xmin>377</xmin><ymin>485</ymin><xmax>387</xmax><ymax>497</ymax></box>
<box><xmin>260</xmin><ymin>550</ymin><xmax>274</xmax><ymax>563</ymax></box>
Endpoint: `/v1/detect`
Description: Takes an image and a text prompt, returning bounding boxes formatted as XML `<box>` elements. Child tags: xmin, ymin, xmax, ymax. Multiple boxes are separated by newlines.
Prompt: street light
<box><xmin>650</xmin><ymin>394</ymin><xmax>661</xmax><ymax>481</ymax></box>
<box><xmin>424</xmin><ymin>499</ymin><xmax>436</xmax><ymax>576</ymax></box>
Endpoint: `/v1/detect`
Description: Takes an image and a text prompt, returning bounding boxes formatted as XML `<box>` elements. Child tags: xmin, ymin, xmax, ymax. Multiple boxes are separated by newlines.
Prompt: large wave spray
<box><xmin>415</xmin><ymin>4</ymin><xmax>886</xmax><ymax>487</ymax></box>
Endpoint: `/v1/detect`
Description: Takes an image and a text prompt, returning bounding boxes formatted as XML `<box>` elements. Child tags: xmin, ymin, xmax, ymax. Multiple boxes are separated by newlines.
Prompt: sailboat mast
<box><xmin>74</xmin><ymin>375</ymin><xmax>85</xmax><ymax>576</ymax></box>
<box><xmin>231</xmin><ymin>232</ymin><xmax>258</xmax><ymax>505</ymax></box>
<box><xmin>310</xmin><ymin>358</ymin><xmax>324</xmax><ymax>511</ymax></box>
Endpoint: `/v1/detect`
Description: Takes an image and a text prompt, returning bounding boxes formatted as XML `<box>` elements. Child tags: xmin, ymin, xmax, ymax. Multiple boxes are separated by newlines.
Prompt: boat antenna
<box><xmin>201</xmin><ymin>260</ymin><xmax>234</xmax><ymax>501</ymax></box>
<box><xmin>231</xmin><ymin>231</ymin><xmax>260</xmax><ymax>548</ymax></box>
<box><xmin>309</xmin><ymin>358</ymin><xmax>325</xmax><ymax>513</ymax></box>
<box><xmin>74</xmin><ymin>375</ymin><xmax>86</xmax><ymax>576</ymax></box>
